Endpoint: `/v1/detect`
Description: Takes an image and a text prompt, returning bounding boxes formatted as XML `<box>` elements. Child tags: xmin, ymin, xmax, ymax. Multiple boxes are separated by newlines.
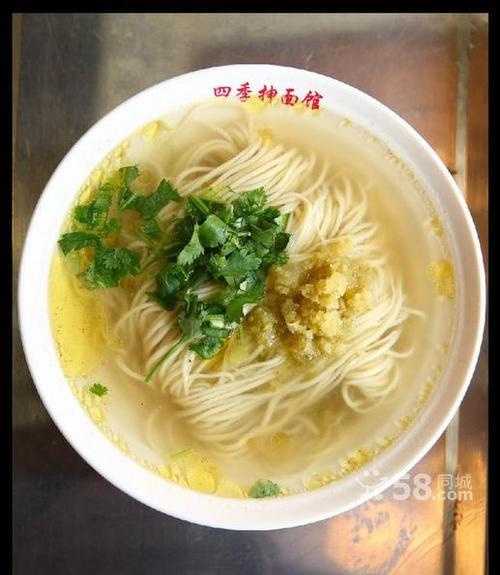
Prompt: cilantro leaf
<box><xmin>85</xmin><ymin>246</ymin><xmax>140</xmax><ymax>288</ymax></box>
<box><xmin>233</xmin><ymin>188</ymin><xmax>266</xmax><ymax>217</ymax></box>
<box><xmin>133</xmin><ymin>179</ymin><xmax>181</xmax><ymax>220</ymax></box>
<box><xmin>153</xmin><ymin>263</ymin><xmax>191</xmax><ymax>309</ymax></box>
<box><xmin>186</xmin><ymin>196</ymin><xmax>211</xmax><ymax>220</ymax></box>
<box><xmin>100</xmin><ymin>218</ymin><xmax>121</xmax><ymax>237</ymax></box>
<box><xmin>119</xmin><ymin>165</ymin><xmax>140</xmax><ymax>187</ymax></box>
<box><xmin>172</xmin><ymin>215</ymin><xmax>195</xmax><ymax>245</ymax></box>
<box><xmin>261</xmin><ymin>232</ymin><xmax>290</xmax><ymax>267</ymax></box>
<box><xmin>198</xmin><ymin>214</ymin><xmax>229</xmax><ymax>248</ymax></box>
<box><xmin>259</xmin><ymin>206</ymin><xmax>282</xmax><ymax>222</ymax></box>
<box><xmin>141</xmin><ymin>218</ymin><xmax>161</xmax><ymax>240</ymax></box>
<box><xmin>224</xmin><ymin>278</ymin><xmax>265</xmax><ymax>322</ymax></box>
<box><xmin>89</xmin><ymin>383</ymin><xmax>108</xmax><ymax>397</ymax></box>
<box><xmin>252</xmin><ymin>227</ymin><xmax>278</xmax><ymax>248</ymax></box>
<box><xmin>209</xmin><ymin>250</ymin><xmax>261</xmax><ymax>287</ymax></box>
<box><xmin>178</xmin><ymin>293</ymin><xmax>205</xmax><ymax>339</ymax></box>
<box><xmin>183</xmin><ymin>298</ymin><xmax>230</xmax><ymax>358</ymax></box>
<box><xmin>219</xmin><ymin>236</ymin><xmax>241</xmax><ymax>256</ymax></box>
<box><xmin>190</xmin><ymin>336</ymin><xmax>226</xmax><ymax>358</ymax></box>
<box><xmin>184</xmin><ymin>196</ymin><xmax>218</xmax><ymax>221</ymax></box>
<box><xmin>214</xmin><ymin>203</ymin><xmax>234</xmax><ymax>223</ymax></box>
<box><xmin>249</xmin><ymin>479</ymin><xmax>281</xmax><ymax>498</ymax></box>
<box><xmin>58</xmin><ymin>232</ymin><xmax>101</xmax><ymax>255</ymax></box>
<box><xmin>274</xmin><ymin>231</ymin><xmax>291</xmax><ymax>251</ymax></box>
<box><xmin>274</xmin><ymin>212</ymin><xmax>290</xmax><ymax>230</ymax></box>
<box><xmin>177</xmin><ymin>224</ymin><xmax>204</xmax><ymax>267</ymax></box>
<box><xmin>73</xmin><ymin>187</ymin><xmax>112</xmax><ymax>229</ymax></box>
<box><xmin>118</xmin><ymin>187</ymin><xmax>136</xmax><ymax>211</ymax></box>
<box><xmin>117</xmin><ymin>166</ymin><xmax>140</xmax><ymax>210</ymax></box>
<box><xmin>119</xmin><ymin>176</ymin><xmax>180</xmax><ymax>220</ymax></box>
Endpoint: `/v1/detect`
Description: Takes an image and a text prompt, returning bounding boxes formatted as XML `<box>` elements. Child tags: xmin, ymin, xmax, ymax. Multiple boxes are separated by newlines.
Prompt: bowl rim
<box><xmin>18</xmin><ymin>64</ymin><xmax>486</xmax><ymax>530</ymax></box>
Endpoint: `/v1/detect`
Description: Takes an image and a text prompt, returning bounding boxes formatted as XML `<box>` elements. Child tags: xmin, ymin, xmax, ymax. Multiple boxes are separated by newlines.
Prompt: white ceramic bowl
<box><xmin>18</xmin><ymin>65</ymin><xmax>485</xmax><ymax>530</ymax></box>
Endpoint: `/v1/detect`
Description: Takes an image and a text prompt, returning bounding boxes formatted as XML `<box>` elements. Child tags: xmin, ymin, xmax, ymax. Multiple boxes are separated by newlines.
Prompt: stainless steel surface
<box><xmin>13</xmin><ymin>14</ymin><xmax>488</xmax><ymax>574</ymax></box>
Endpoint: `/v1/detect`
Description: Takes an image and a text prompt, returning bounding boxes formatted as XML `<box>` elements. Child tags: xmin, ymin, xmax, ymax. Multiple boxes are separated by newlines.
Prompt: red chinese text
<box><xmin>302</xmin><ymin>90</ymin><xmax>323</xmax><ymax>110</ymax></box>
<box><xmin>213</xmin><ymin>86</ymin><xmax>232</xmax><ymax>97</ymax></box>
<box><xmin>281</xmin><ymin>88</ymin><xmax>299</xmax><ymax>106</ymax></box>
<box><xmin>258</xmin><ymin>84</ymin><xmax>278</xmax><ymax>102</ymax></box>
<box><xmin>236</xmin><ymin>82</ymin><xmax>252</xmax><ymax>101</ymax></box>
<box><xmin>212</xmin><ymin>83</ymin><xmax>323</xmax><ymax>109</ymax></box>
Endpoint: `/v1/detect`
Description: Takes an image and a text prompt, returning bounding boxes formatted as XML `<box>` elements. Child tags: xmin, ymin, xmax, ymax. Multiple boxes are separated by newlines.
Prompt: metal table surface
<box><xmin>12</xmin><ymin>13</ymin><xmax>488</xmax><ymax>575</ymax></box>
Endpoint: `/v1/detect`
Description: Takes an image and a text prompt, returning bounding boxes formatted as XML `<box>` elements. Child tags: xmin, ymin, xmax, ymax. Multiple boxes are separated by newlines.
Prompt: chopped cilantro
<box><xmin>73</xmin><ymin>186</ymin><xmax>112</xmax><ymax>229</ymax></box>
<box><xmin>141</xmin><ymin>218</ymin><xmax>161</xmax><ymax>240</ymax></box>
<box><xmin>189</xmin><ymin>335</ymin><xmax>226</xmax><ymax>359</ymax></box>
<box><xmin>122</xmin><ymin>178</ymin><xmax>181</xmax><ymax>220</ymax></box>
<box><xmin>85</xmin><ymin>246</ymin><xmax>140</xmax><ymax>289</ymax></box>
<box><xmin>249</xmin><ymin>479</ymin><xmax>281</xmax><ymax>498</ymax></box>
<box><xmin>116</xmin><ymin>166</ymin><xmax>141</xmax><ymax>210</ymax></box>
<box><xmin>233</xmin><ymin>188</ymin><xmax>266</xmax><ymax>216</ymax></box>
<box><xmin>209</xmin><ymin>250</ymin><xmax>261</xmax><ymax>287</ymax></box>
<box><xmin>58</xmin><ymin>231</ymin><xmax>101</xmax><ymax>255</ymax></box>
<box><xmin>89</xmin><ymin>382</ymin><xmax>108</xmax><ymax>397</ymax></box>
<box><xmin>119</xmin><ymin>165</ymin><xmax>140</xmax><ymax>187</ymax></box>
<box><xmin>100</xmin><ymin>218</ymin><xmax>121</xmax><ymax>237</ymax></box>
<box><xmin>198</xmin><ymin>214</ymin><xmax>229</xmax><ymax>248</ymax></box>
<box><xmin>185</xmin><ymin>195</ymin><xmax>216</xmax><ymax>221</ymax></box>
<box><xmin>153</xmin><ymin>263</ymin><xmax>192</xmax><ymax>310</ymax></box>
<box><xmin>177</xmin><ymin>224</ymin><xmax>204</xmax><ymax>267</ymax></box>
<box><xmin>58</xmin><ymin>166</ymin><xmax>291</xmax><ymax>379</ymax></box>
<box><xmin>223</xmin><ymin>278</ymin><xmax>266</xmax><ymax>322</ymax></box>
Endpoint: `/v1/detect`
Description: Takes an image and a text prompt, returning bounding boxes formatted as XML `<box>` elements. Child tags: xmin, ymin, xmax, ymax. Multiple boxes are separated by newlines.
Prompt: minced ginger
<box><xmin>247</xmin><ymin>248</ymin><xmax>374</xmax><ymax>361</ymax></box>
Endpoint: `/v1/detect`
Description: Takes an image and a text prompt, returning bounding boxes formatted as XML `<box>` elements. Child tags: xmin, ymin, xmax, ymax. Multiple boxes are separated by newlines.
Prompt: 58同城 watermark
<box><xmin>355</xmin><ymin>469</ymin><xmax>473</xmax><ymax>502</ymax></box>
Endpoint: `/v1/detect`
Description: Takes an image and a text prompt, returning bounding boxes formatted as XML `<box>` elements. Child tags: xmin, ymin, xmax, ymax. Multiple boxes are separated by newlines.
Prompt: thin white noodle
<box><xmin>97</xmin><ymin>102</ymin><xmax>423</xmax><ymax>462</ymax></box>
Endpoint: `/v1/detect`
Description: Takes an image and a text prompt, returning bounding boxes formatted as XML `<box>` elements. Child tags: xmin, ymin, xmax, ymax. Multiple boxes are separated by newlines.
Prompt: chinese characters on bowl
<box><xmin>214</xmin><ymin>81</ymin><xmax>323</xmax><ymax>109</ymax></box>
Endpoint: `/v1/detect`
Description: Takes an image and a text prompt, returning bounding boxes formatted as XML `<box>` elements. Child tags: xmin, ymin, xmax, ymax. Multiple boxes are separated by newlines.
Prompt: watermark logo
<box><xmin>436</xmin><ymin>473</ymin><xmax>473</xmax><ymax>501</ymax></box>
<box><xmin>355</xmin><ymin>469</ymin><xmax>473</xmax><ymax>502</ymax></box>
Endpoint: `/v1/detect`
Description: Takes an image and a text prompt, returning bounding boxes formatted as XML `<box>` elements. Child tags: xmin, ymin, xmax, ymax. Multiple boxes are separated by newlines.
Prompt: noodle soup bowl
<box><xmin>19</xmin><ymin>65</ymin><xmax>486</xmax><ymax>529</ymax></box>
